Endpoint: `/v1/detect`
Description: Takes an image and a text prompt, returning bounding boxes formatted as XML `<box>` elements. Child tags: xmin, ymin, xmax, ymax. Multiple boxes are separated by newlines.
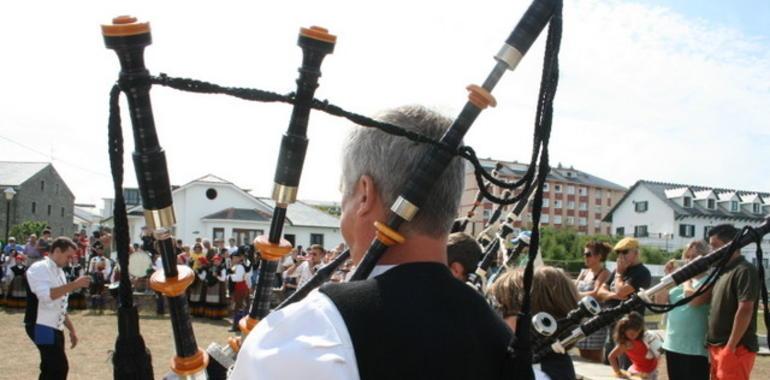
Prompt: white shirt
<box><xmin>228</xmin><ymin>264</ymin><xmax>247</xmax><ymax>282</ymax></box>
<box><xmin>230</xmin><ymin>265</ymin><xmax>394</xmax><ymax>380</ymax></box>
<box><xmin>26</xmin><ymin>257</ymin><xmax>68</xmax><ymax>330</ymax></box>
<box><xmin>292</xmin><ymin>261</ymin><xmax>315</xmax><ymax>288</ymax></box>
<box><xmin>88</xmin><ymin>256</ymin><xmax>112</xmax><ymax>276</ymax></box>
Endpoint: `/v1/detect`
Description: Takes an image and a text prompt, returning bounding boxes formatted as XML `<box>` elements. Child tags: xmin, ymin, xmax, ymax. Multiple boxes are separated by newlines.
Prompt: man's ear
<box><xmin>448</xmin><ymin>261</ymin><xmax>465</xmax><ymax>280</ymax></box>
<box><xmin>356</xmin><ymin>175</ymin><xmax>379</xmax><ymax>217</ymax></box>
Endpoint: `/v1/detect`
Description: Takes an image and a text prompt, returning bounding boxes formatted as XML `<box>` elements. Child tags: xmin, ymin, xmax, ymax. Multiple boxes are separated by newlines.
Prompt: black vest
<box><xmin>320</xmin><ymin>262</ymin><xmax>515</xmax><ymax>380</ymax></box>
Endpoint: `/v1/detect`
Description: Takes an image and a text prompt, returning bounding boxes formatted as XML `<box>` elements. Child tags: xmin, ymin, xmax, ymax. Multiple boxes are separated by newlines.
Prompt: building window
<box><xmin>542</xmin><ymin>199</ymin><xmax>550</xmax><ymax>207</ymax></box>
<box><xmin>541</xmin><ymin>214</ymin><xmax>549</xmax><ymax>224</ymax></box>
<box><xmin>596</xmin><ymin>189</ymin><xmax>603</xmax><ymax>198</ymax></box>
<box><xmin>635</xmin><ymin>201</ymin><xmax>648</xmax><ymax>213</ymax></box>
<box><xmin>60</xmin><ymin>207</ymin><xmax>65</xmax><ymax>217</ymax></box>
<box><xmin>730</xmin><ymin>201</ymin><xmax>738</xmax><ymax>212</ymax></box>
<box><xmin>47</xmin><ymin>205</ymin><xmax>52</xmax><ymax>216</ymax></box>
<box><xmin>554</xmin><ymin>215</ymin><xmax>562</xmax><ymax>224</ymax></box>
<box><xmin>567</xmin><ymin>201</ymin><xmax>575</xmax><ymax>209</ymax></box>
<box><xmin>579</xmin><ymin>202</ymin><xmax>587</xmax><ymax>211</ymax></box>
<box><xmin>232</xmin><ymin>228</ymin><xmax>262</xmax><ymax>246</ymax></box>
<box><xmin>124</xmin><ymin>189</ymin><xmax>141</xmax><ymax>205</ymax></box>
<box><xmin>566</xmin><ymin>217</ymin><xmax>574</xmax><ymax>225</ymax></box>
<box><xmin>284</xmin><ymin>234</ymin><xmax>296</xmax><ymax>246</ymax></box>
<box><xmin>579</xmin><ymin>217</ymin><xmax>587</xmax><ymax>226</ymax></box>
<box><xmin>32</xmin><ymin>202</ymin><xmax>36</xmax><ymax>214</ymax></box>
<box><xmin>567</xmin><ymin>186</ymin><xmax>575</xmax><ymax>195</ymax></box>
<box><xmin>543</xmin><ymin>183</ymin><xmax>550</xmax><ymax>192</ymax></box>
<box><xmin>606</xmin><ymin>198</ymin><xmax>612</xmax><ymax>206</ymax></box>
<box><xmin>594</xmin><ymin>219</ymin><xmax>601</xmax><ymax>227</ymax></box>
<box><xmin>707</xmin><ymin>199</ymin><xmax>715</xmax><ymax>209</ymax></box>
<box><xmin>616</xmin><ymin>227</ymin><xmax>625</xmax><ymax>236</ymax></box>
<box><xmin>554</xmin><ymin>184</ymin><xmax>562</xmax><ymax>193</ymax></box>
<box><xmin>679</xmin><ymin>224</ymin><xmax>695</xmax><ymax>238</ymax></box>
<box><xmin>310</xmin><ymin>233</ymin><xmax>325</xmax><ymax>247</ymax></box>
<box><xmin>753</xmin><ymin>203</ymin><xmax>761</xmax><ymax>213</ymax></box>
<box><xmin>634</xmin><ymin>225</ymin><xmax>648</xmax><ymax>238</ymax></box>
<box><xmin>205</xmin><ymin>188</ymin><xmax>218</xmax><ymax>200</ymax></box>
<box><xmin>40</xmin><ymin>180</ymin><xmax>45</xmax><ymax>191</ymax></box>
<box><xmin>578</xmin><ymin>187</ymin><xmax>588</xmax><ymax>196</ymax></box>
<box><xmin>683</xmin><ymin>197</ymin><xmax>692</xmax><ymax>208</ymax></box>
<box><xmin>554</xmin><ymin>200</ymin><xmax>562</xmax><ymax>209</ymax></box>
<box><xmin>213</xmin><ymin>228</ymin><xmax>225</xmax><ymax>241</ymax></box>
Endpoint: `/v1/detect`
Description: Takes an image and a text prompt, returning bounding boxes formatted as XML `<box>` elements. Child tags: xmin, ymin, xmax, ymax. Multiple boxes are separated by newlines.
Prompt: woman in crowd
<box><xmin>204</xmin><ymin>254</ymin><xmax>229</xmax><ymax>319</ymax></box>
<box><xmin>64</xmin><ymin>254</ymin><xmax>87</xmax><ymax>310</ymax></box>
<box><xmin>653</xmin><ymin>240</ymin><xmax>711</xmax><ymax>380</ymax></box>
<box><xmin>6</xmin><ymin>253</ymin><xmax>28</xmax><ymax>308</ymax></box>
<box><xmin>609</xmin><ymin>312</ymin><xmax>661</xmax><ymax>379</ymax></box>
<box><xmin>574</xmin><ymin>241</ymin><xmax>612</xmax><ymax>362</ymax></box>
<box><xmin>189</xmin><ymin>256</ymin><xmax>209</xmax><ymax>317</ymax></box>
<box><xmin>488</xmin><ymin>266</ymin><xmax>580</xmax><ymax>380</ymax></box>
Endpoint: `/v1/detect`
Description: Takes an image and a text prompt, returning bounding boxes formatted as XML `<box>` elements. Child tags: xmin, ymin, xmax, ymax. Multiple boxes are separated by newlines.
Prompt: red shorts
<box><xmin>709</xmin><ymin>345</ymin><xmax>756</xmax><ymax>380</ymax></box>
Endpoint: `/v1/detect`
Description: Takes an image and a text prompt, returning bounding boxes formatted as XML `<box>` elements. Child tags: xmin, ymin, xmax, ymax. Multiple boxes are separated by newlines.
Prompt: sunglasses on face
<box><xmin>616</xmin><ymin>249</ymin><xmax>630</xmax><ymax>255</ymax></box>
<box><xmin>583</xmin><ymin>251</ymin><xmax>593</xmax><ymax>257</ymax></box>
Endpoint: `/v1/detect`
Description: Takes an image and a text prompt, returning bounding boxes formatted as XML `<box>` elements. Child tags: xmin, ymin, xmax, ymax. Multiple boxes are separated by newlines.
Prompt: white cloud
<box><xmin>0</xmin><ymin>0</ymin><xmax>768</xmax><ymax>208</ymax></box>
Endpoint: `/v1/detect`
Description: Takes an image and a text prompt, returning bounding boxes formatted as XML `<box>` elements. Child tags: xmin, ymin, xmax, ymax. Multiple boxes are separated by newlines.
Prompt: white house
<box><xmin>605</xmin><ymin>180</ymin><xmax>770</xmax><ymax>270</ymax></box>
<box><xmin>73</xmin><ymin>204</ymin><xmax>102</xmax><ymax>233</ymax></box>
<box><xmin>105</xmin><ymin>174</ymin><xmax>343</xmax><ymax>249</ymax></box>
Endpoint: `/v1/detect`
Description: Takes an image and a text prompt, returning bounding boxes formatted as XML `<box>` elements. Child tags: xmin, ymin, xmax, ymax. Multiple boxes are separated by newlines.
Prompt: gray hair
<box><xmin>341</xmin><ymin>105</ymin><xmax>465</xmax><ymax>237</ymax></box>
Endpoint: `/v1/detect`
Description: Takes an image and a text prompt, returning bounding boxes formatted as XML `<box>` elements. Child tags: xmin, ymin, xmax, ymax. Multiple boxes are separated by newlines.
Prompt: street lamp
<box><xmin>4</xmin><ymin>187</ymin><xmax>16</xmax><ymax>244</ymax></box>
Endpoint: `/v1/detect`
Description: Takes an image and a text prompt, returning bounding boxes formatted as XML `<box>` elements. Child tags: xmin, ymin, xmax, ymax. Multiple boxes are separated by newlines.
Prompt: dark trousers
<box><xmin>25</xmin><ymin>324</ymin><xmax>69</xmax><ymax>380</ymax></box>
<box><xmin>665</xmin><ymin>349</ymin><xmax>709</xmax><ymax>380</ymax></box>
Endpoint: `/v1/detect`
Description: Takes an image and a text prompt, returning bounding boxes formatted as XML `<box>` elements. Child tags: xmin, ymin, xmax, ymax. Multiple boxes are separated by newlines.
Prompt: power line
<box><xmin>0</xmin><ymin>135</ymin><xmax>112</xmax><ymax>178</ymax></box>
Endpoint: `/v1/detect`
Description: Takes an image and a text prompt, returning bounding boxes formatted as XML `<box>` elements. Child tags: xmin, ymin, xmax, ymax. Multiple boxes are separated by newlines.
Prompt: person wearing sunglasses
<box><xmin>574</xmin><ymin>241</ymin><xmax>612</xmax><ymax>362</ymax></box>
<box><xmin>596</xmin><ymin>237</ymin><xmax>651</xmax><ymax>367</ymax></box>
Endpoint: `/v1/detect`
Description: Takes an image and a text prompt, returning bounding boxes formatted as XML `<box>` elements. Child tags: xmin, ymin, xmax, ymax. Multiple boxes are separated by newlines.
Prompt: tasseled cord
<box><xmin>108</xmin><ymin>84</ymin><xmax>154</xmax><ymax>380</ymax></box>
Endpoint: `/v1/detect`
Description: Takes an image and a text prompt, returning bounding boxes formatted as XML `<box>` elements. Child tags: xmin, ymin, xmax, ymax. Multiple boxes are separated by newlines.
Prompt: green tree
<box><xmin>9</xmin><ymin>220</ymin><xmax>48</xmax><ymax>243</ymax></box>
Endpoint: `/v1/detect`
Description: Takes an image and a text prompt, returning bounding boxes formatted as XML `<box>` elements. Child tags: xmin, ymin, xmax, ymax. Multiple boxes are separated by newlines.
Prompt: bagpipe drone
<box><xmin>101</xmin><ymin>0</ymin><xmax>563</xmax><ymax>378</ymax></box>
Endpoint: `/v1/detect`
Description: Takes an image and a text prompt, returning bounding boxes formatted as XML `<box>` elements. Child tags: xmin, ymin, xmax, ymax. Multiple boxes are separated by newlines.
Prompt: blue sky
<box><xmin>1</xmin><ymin>0</ymin><xmax>768</xmax><ymax>205</ymax></box>
<box><xmin>642</xmin><ymin>0</ymin><xmax>770</xmax><ymax>40</ymax></box>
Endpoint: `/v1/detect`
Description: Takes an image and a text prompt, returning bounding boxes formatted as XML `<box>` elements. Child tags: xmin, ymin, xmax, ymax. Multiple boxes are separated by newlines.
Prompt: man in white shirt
<box><xmin>285</xmin><ymin>244</ymin><xmax>324</xmax><ymax>288</ymax></box>
<box><xmin>24</xmin><ymin>237</ymin><xmax>91</xmax><ymax>379</ymax></box>
<box><xmin>231</xmin><ymin>106</ymin><xmax>515</xmax><ymax>379</ymax></box>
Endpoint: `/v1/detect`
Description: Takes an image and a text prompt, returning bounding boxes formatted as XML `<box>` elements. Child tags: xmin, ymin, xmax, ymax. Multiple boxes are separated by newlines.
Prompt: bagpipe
<box><xmin>533</xmin><ymin>218</ymin><xmax>770</xmax><ymax>362</ymax></box>
<box><xmin>101</xmin><ymin>0</ymin><xmax>563</xmax><ymax>378</ymax></box>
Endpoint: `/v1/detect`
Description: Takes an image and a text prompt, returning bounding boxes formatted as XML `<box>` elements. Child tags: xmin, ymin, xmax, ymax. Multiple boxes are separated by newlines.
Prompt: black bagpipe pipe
<box><xmin>349</xmin><ymin>0</ymin><xmax>560</xmax><ymax>282</ymax></box>
<box><xmin>451</xmin><ymin>180</ymin><xmax>492</xmax><ymax>233</ymax></box>
<box><xmin>477</xmin><ymin>189</ymin><xmax>512</xmax><ymax>247</ymax></box>
<box><xmin>533</xmin><ymin>216</ymin><xmax>770</xmax><ymax>362</ymax></box>
<box><xmin>468</xmin><ymin>173</ymin><xmax>539</xmax><ymax>291</ymax></box>
<box><xmin>205</xmin><ymin>26</ymin><xmax>337</xmax><ymax>378</ymax></box>
<box><xmin>454</xmin><ymin>162</ymin><xmax>501</xmax><ymax>236</ymax></box>
<box><xmin>240</xmin><ymin>25</ymin><xmax>336</xmax><ymax>333</ymax></box>
<box><xmin>102</xmin><ymin>16</ymin><xmax>205</xmax><ymax>379</ymax></box>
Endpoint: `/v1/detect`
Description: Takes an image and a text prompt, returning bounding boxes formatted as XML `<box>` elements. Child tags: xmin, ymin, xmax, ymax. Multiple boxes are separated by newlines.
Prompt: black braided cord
<box><xmin>510</xmin><ymin>0</ymin><xmax>563</xmax><ymax>367</ymax></box>
<box><xmin>108</xmin><ymin>85</ymin><xmax>155</xmax><ymax>380</ymax></box>
<box><xmin>145</xmin><ymin>72</ymin><xmax>544</xmax><ymax>200</ymax></box>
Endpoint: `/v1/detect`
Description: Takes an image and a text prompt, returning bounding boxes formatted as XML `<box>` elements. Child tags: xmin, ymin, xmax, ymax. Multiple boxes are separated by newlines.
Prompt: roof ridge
<box><xmin>639</xmin><ymin>179</ymin><xmax>769</xmax><ymax>197</ymax></box>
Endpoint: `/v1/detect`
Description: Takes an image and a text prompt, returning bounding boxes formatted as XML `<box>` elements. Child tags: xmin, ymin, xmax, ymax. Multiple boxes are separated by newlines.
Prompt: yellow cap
<box><xmin>614</xmin><ymin>237</ymin><xmax>640</xmax><ymax>251</ymax></box>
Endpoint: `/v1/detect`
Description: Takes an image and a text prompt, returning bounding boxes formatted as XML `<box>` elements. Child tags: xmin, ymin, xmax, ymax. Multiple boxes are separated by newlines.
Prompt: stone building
<box><xmin>0</xmin><ymin>162</ymin><xmax>75</xmax><ymax>239</ymax></box>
